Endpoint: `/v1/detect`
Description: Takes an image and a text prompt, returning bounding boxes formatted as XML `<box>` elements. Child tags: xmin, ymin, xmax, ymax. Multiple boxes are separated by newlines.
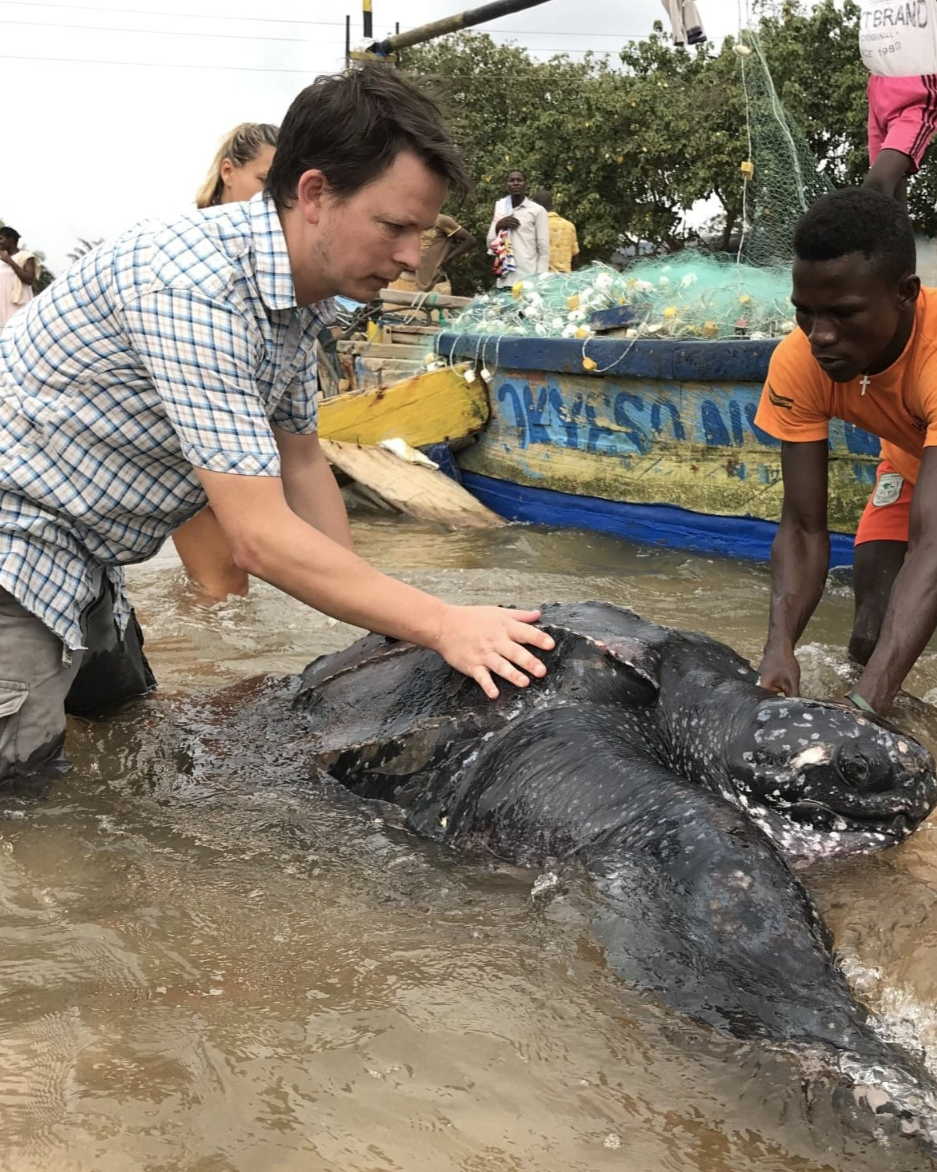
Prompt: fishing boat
<box><xmin>434</xmin><ymin>332</ymin><xmax>880</xmax><ymax>567</ymax></box>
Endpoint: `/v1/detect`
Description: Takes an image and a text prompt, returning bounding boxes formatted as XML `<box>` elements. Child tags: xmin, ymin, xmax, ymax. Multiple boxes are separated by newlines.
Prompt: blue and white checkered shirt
<box><xmin>0</xmin><ymin>195</ymin><xmax>334</xmax><ymax>649</ymax></box>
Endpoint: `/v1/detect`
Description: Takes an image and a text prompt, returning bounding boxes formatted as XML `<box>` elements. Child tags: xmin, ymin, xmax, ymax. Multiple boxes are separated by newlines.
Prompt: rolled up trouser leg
<box><xmin>0</xmin><ymin>587</ymin><xmax>84</xmax><ymax>782</ymax></box>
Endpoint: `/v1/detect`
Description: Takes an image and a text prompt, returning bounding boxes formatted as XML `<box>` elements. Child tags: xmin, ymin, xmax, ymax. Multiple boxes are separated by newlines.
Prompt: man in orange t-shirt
<box><xmin>754</xmin><ymin>186</ymin><xmax>937</xmax><ymax>718</ymax></box>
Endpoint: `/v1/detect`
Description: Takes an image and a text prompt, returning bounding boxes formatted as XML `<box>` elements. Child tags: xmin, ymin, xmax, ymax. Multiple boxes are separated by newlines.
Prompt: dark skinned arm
<box><xmin>758</xmin><ymin>439</ymin><xmax>830</xmax><ymax>696</ymax></box>
<box><xmin>0</xmin><ymin>253</ymin><xmax>36</xmax><ymax>285</ymax></box>
<box><xmin>445</xmin><ymin>227</ymin><xmax>476</xmax><ymax>266</ymax></box>
<box><xmin>852</xmin><ymin>446</ymin><xmax>937</xmax><ymax>715</ymax></box>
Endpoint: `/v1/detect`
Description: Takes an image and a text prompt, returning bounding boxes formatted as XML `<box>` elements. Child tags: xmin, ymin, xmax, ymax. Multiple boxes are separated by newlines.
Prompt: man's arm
<box><xmin>486</xmin><ymin>210</ymin><xmax>501</xmax><ymax>251</ymax></box>
<box><xmin>851</xmin><ymin>447</ymin><xmax>937</xmax><ymax>714</ymax></box>
<box><xmin>759</xmin><ymin>439</ymin><xmax>830</xmax><ymax>695</ymax></box>
<box><xmin>570</xmin><ymin>226</ymin><xmax>582</xmax><ymax>271</ymax></box>
<box><xmin>534</xmin><ymin>208</ymin><xmax>550</xmax><ymax>273</ymax></box>
<box><xmin>445</xmin><ymin>227</ymin><xmax>476</xmax><ymax>266</ymax></box>
<box><xmin>0</xmin><ymin>253</ymin><xmax>36</xmax><ymax>285</ymax></box>
<box><xmin>195</xmin><ymin>466</ymin><xmax>555</xmax><ymax>698</ymax></box>
<box><xmin>273</xmin><ymin>426</ymin><xmax>354</xmax><ymax>551</ymax></box>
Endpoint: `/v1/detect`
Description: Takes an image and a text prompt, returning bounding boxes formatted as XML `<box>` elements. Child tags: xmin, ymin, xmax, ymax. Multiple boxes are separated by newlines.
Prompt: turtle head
<box><xmin>725</xmin><ymin>696</ymin><xmax>937</xmax><ymax>857</ymax></box>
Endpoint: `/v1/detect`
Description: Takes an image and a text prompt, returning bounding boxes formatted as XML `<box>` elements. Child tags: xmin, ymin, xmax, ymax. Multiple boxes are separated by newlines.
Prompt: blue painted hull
<box><xmin>461</xmin><ymin>471</ymin><xmax>858</xmax><ymax>568</ymax></box>
<box><xmin>440</xmin><ymin>334</ymin><xmax>879</xmax><ymax>565</ymax></box>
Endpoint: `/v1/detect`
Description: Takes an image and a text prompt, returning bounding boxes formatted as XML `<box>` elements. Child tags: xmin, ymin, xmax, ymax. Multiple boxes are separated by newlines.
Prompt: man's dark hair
<box><xmin>531</xmin><ymin>188</ymin><xmax>552</xmax><ymax>211</ymax></box>
<box><xmin>793</xmin><ymin>187</ymin><xmax>916</xmax><ymax>282</ymax></box>
<box><xmin>265</xmin><ymin>63</ymin><xmax>471</xmax><ymax>208</ymax></box>
<box><xmin>0</xmin><ymin>227</ymin><xmax>19</xmax><ymax>246</ymax></box>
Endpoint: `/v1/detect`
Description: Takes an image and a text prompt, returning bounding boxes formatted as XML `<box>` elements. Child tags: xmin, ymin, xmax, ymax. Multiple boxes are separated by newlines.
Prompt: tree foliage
<box><xmin>403</xmin><ymin>1</ymin><xmax>936</xmax><ymax>293</ymax></box>
<box><xmin>67</xmin><ymin>237</ymin><xmax>104</xmax><ymax>263</ymax></box>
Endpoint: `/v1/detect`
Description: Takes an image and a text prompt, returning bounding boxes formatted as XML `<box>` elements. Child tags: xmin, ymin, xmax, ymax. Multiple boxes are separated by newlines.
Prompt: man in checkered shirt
<box><xmin>0</xmin><ymin>64</ymin><xmax>554</xmax><ymax>783</ymax></box>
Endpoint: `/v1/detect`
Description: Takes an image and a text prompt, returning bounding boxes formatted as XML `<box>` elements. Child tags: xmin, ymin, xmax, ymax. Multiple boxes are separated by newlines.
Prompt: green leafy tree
<box><xmin>402</xmin><ymin>1</ymin><xmax>937</xmax><ymax>292</ymax></box>
<box><xmin>32</xmin><ymin>254</ymin><xmax>54</xmax><ymax>295</ymax></box>
<box><xmin>67</xmin><ymin>237</ymin><xmax>104</xmax><ymax>263</ymax></box>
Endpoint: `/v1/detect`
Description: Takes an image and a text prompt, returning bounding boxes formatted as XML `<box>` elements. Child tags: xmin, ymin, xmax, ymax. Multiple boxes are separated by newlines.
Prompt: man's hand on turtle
<box><xmin>758</xmin><ymin>645</ymin><xmax>801</xmax><ymax>697</ymax></box>
<box><xmin>433</xmin><ymin>604</ymin><xmax>555</xmax><ymax>699</ymax></box>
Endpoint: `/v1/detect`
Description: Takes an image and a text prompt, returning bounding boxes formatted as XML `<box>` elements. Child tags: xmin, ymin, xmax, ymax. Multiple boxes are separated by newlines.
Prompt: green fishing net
<box><xmin>439</xmin><ymin>255</ymin><xmax>796</xmax><ymax>346</ymax></box>
<box><xmin>428</xmin><ymin>27</ymin><xmax>828</xmax><ymax>353</ymax></box>
<box><xmin>736</xmin><ymin>28</ymin><xmax>833</xmax><ymax>268</ymax></box>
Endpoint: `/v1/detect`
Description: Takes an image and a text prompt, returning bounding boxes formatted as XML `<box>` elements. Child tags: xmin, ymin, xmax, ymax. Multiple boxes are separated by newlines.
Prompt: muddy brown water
<box><xmin>4</xmin><ymin>510</ymin><xmax>937</xmax><ymax>1172</ymax></box>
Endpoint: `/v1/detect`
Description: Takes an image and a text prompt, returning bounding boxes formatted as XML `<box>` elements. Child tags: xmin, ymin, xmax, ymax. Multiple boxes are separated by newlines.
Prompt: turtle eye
<box><xmin>836</xmin><ymin>747</ymin><xmax>872</xmax><ymax>790</ymax></box>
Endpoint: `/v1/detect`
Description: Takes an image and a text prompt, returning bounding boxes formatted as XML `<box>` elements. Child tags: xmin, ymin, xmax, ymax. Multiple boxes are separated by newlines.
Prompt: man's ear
<box><xmin>295</xmin><ymin>169</ymin><xmax>330</xmax><ymax>226</ymax></box>
<box><xmin>898</xmin><ymin>273</ymin><xmax>921</xmax><ymax>311</ymax></box>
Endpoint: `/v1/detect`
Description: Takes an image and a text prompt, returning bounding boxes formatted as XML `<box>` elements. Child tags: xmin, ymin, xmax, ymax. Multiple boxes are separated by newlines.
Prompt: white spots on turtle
<box><xmin>789</xmin><ymin>744</ymin><xmax>833</xmax><ymax>771</ymax></box>
<box><xmin>898</xmin><ymin>741</ymin><xmax>909</xmax><ymax>753</ymax></box>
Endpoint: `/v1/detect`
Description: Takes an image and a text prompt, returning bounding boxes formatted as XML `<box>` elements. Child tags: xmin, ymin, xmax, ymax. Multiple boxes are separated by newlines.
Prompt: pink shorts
<box><xmin>868</xmin><ymin>74</ymin><xmax>937</xmax><ymax>172</ymax></box>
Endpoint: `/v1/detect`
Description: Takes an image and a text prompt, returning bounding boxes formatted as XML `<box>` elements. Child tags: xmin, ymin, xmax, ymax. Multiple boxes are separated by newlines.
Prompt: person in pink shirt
<box><xmin>0</xmin><ymin>228</ymin><xmax>38</xmax><ymax>328</ymax></box>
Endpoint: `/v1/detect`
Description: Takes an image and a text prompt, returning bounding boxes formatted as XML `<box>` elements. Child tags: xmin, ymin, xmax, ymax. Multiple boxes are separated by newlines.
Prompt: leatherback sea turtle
<box><xmin>293</xmin><ymin>602</ymin><xmax>936</xmax><ymax>865</ymax></box>
<box><xmin>203</xmin><ymin>602</ymin><xmax>937</xmax><ymax>1159</ymax></box>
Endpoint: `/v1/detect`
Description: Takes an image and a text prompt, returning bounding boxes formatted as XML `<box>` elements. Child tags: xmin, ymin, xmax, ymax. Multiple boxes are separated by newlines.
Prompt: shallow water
<box><xmin>4</xmin><ymin>511</ymin><xmax>937</xmax><ymax>1172</ymax></box>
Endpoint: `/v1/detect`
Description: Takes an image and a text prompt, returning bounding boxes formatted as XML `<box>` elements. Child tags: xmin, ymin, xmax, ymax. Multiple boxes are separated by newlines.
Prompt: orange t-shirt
<box><xmin>754</xmin><ymin>288</ymin><xmax>937</xmax><ymax>485</ymax></box>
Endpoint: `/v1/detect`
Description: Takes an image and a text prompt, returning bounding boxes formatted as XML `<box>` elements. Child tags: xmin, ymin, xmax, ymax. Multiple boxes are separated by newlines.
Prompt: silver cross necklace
<box><xmin>859</xmin><ymin>374</ymin><xmax>871</xmax><ymax>396</ymax></box>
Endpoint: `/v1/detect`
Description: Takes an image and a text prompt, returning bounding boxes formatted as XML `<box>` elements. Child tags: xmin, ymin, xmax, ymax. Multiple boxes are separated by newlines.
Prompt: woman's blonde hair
<box><xmin>195</xmin><ymin>122</ymin><xmax>279</xmax><ymax>209</ymax></box>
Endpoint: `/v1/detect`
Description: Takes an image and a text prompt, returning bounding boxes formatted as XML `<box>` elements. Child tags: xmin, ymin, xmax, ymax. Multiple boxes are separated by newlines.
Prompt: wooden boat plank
<box><xmin>319</xmin><ymin>363</ymin><xmax>488</xmax><ymax>448</ymax></box>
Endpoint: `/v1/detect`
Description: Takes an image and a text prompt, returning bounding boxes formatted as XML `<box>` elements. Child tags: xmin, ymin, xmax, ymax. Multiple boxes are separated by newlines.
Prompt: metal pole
<box><xmin>367</xmin><ymin>0</ymin><xmax>551</xmax><ymax>55</ymax></box>
<box><xmin>345</xmin><ymin>13</ymin><xmax>351</xmax><ymax>69</ymax></box>
<box><xmin>363</xmin><ymin>0</ymin><xmax>373</xmax><ymax>39</ymax></box>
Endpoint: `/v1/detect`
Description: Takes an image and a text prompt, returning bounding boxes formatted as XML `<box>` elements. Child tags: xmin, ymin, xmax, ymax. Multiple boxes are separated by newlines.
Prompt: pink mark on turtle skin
<box><xmin>601</xmin><ymin>639</ymin><xmax>660</xmax><ymax>685</ymax></box>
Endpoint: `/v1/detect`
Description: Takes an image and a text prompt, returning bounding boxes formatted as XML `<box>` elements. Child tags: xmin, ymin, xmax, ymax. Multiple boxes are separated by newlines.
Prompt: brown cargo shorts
<box><xmin>0</xmin><ymin>580</ymin><xmax>156</xmax><ymax>783</ymax></box>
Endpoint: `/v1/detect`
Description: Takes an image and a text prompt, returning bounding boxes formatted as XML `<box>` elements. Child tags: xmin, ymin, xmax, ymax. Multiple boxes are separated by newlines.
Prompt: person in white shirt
<box><xmin>486</xmin><ymin>170</ymin><xmax>549</xmax><ymax>287</ymax></box>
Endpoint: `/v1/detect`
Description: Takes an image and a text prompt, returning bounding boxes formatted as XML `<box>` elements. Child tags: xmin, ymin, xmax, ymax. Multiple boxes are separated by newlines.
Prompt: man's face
<box><xmin>307</xmin><ymin>151</ymin><xmax>447</xmax><ymax>303</ymax></box>
<box><xmin>506</xmin><ymin>171</ymin><xmax>527</xmax><ymax>198</ymax></box>
<box><xmin>791</xmin><ymin>252</ymin><xmax>915</xmax><ymax>382</ymax></box>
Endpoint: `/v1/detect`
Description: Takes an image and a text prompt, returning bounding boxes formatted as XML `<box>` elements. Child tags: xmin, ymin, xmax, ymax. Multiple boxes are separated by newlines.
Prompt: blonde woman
<box><xmin>173</xmin><ymin>123</ymin><xmax>279</xmax><ymax>599</ymax></box>
<box><xmin>195</xmin><ymin>121</ymin><xmax>278</xmax><ymax>209</ymax></box>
